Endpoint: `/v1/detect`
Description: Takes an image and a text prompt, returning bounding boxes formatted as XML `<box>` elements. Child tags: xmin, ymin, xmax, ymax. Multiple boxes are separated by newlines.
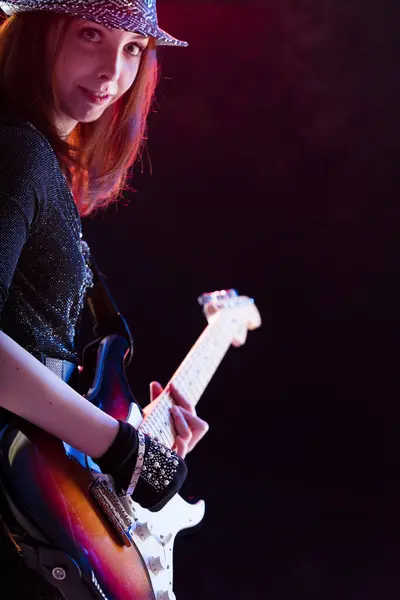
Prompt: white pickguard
<box><xmin>119</xmin><ymin>494</ymin><xmax>205</xmax><ymax>600</ymax></box>
<box><xmin>124</xmin><ymin>403</ymin><xmax>205</xmax><ymax>600</ymax></box>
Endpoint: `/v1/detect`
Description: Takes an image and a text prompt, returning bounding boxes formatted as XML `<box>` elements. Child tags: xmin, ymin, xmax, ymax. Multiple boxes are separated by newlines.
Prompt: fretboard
<box><xmin>139</xmin><ymin>314</ymin><xmax>232</xmax><ymax>448</ymax></box>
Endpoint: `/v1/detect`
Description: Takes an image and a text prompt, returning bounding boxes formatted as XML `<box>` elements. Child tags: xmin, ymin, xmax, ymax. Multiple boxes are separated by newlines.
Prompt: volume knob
<box><xmin>135</xmin><ymin>522</ymin><xmax>154</xmax><ymax>540</ymax></box>
<box><xmin>149</xmin><ymin>555</ymin><xmax>167</xmax><ymax>575</ymax></box>
<box><xmin>157</xmin><ymin>591</ymin><xmax>176</xmax><ymax>600</ymax></box>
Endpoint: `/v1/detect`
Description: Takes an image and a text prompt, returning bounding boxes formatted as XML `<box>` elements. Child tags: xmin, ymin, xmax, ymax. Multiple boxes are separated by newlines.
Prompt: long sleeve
<box><xmin>0</xmin><ymin>118</ymin><xmax>90</xmax><ymax>362</ymax></box>
<box><xmin>0</xmin><ymin>193</ymin><xmax>36</xmax><ymax>315</ymax></box>
<box><xmin>0</xmin><ymin>121</ymin><xmax>42</xmax><ymax>317</ymax></box>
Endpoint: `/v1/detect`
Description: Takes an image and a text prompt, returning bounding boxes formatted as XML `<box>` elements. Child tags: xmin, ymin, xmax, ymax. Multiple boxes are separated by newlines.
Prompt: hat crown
<box><xmin>124</xmin><ymin>0</ymin><xmax>159</xmax><ymax>27</ymax></box>
<box><xmin>35</xmin><ymin>0</ymin><xmax>160</xmax><ymax>26</ymax></box>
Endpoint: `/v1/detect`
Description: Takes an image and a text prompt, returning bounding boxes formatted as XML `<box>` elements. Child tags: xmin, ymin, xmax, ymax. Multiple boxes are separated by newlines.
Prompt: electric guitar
<box><xmin>0</xmin><ymin>289</ymin><xmax>261</xmax><ymax>600</ymax></box>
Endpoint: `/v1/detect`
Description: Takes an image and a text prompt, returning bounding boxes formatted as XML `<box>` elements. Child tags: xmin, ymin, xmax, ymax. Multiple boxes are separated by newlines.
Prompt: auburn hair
<box><xmin>0</xmin><ymin>11</ymin><xmax>159</xmax><ymax>216</ymax></box>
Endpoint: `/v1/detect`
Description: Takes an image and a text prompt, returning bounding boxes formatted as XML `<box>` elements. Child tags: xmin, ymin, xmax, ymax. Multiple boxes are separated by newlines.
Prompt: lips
<box><xmin>89</xmin><ymin>90</ymin><xmax>110</xmax><ymax>98</ymax></box>
<box><xmin>79</xmin><ymin>87</ymin><xmax>112</xmax><ymax>105</ymax></box>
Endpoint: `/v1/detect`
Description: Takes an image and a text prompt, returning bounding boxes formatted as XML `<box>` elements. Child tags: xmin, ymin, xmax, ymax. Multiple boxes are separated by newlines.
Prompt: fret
<box><xmin>140</xmin><ymin>314</ymin><xmax>233</xmax><ymax>449</ymax></box>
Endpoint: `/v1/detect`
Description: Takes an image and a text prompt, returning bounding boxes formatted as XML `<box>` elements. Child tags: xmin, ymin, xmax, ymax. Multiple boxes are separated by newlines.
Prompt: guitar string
<box><xmin>140</xmin><ymin>321</ymin><xmax>232</xmax><ymax>446</ymax></box>
<box><xmin>139</xmin><ymin>315</ymin><xmax>233</xmax><ymax>448</ymax></box>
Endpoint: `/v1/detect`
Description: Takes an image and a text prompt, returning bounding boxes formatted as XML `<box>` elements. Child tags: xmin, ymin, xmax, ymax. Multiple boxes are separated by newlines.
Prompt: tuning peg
<box><xmin>198</xmin><ymin>289</ymin><xmax>238</xmax><ymax>307</ymax></box>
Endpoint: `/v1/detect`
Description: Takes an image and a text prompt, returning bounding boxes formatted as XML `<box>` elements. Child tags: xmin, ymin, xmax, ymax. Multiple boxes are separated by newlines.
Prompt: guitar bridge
<box><xmin>89</xmin><ymin>474</ymin><xmax>134</xmax><ymax>547</ymax></box>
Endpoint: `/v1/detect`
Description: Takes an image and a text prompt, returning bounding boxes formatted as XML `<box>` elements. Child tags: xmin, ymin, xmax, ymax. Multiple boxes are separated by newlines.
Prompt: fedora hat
<box><xmin>0</xmin><ymin>0</ymin><xmax>188</xmax><ymax>47</ymax></box>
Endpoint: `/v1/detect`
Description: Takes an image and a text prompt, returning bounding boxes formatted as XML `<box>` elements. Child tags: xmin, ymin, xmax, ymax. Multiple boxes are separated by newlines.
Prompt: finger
<box><xmin>168</xmin><ymin>383</ymin><xmax>196</xmax><ymax>414</ymax></box>
<box><xmin>175</xmin><ymin>407</ymin><xmax>209</xmax><ymax>453</ymax></box>
<box><xmin>149</xmin><ymin>381</ymin><xmax>164</xmax><ymax>403</ymax></box>
<box><xmin>173</xmin><ymin>436</ymin><xmax>188</xmax><ymax>459</ymax></box>
<box><xmin>171</xmin><ymin>405</ymin><xmax>191</xmax><ymax>458</ymax></box>
<box><xmin>171</xmin><ymin>406</ymin><xmax>193</xmax><ymax>446</ymax></box>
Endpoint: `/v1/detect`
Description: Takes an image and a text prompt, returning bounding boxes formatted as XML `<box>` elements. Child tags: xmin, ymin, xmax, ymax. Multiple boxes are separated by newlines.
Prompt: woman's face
<box><xmin>50</xmin><ymin>17</ymin><xmax>149</xmax><ymax>136</ymax></box>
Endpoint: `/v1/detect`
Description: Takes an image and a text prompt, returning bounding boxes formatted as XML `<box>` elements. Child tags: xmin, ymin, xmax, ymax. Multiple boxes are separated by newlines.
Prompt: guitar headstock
<box><xmin>198</xmin><ymin>289</ymin><xmax>261</xmax><ymax>347</ymax></box>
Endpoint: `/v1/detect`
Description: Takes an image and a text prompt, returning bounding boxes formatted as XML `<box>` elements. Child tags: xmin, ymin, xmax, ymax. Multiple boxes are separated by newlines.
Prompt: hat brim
<box><xmin>0</xmin><ymin>1</ymin><xmax>188</xmax><ymax>47</ymax></box>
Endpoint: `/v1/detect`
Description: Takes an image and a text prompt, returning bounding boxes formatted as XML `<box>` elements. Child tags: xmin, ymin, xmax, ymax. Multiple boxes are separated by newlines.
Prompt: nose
<box><xmin>97</xmin><ymin>48</ymin><xmax>124</xmax><ymax>83</ymax></box>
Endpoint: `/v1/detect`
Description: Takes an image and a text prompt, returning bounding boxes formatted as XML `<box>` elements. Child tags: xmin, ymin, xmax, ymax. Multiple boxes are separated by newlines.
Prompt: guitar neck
<box><xmin>139</xmin><ymin>314</ymin><xmax>232</xmax><ymax>448</ymax></box>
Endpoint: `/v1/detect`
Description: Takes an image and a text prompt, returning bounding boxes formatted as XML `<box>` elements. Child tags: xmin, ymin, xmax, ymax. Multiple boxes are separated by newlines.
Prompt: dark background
<box><xmin>82</xmin><ymin>2</ymin><xmax>400</xmax><ymax>598</ymax></box>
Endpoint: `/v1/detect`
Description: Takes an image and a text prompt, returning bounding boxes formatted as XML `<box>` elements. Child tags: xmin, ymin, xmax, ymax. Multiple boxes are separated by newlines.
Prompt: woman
<box><xmin>0</xmin><ymin>1</ymin><xmax>209</xmax><ymax>597</ymax></box>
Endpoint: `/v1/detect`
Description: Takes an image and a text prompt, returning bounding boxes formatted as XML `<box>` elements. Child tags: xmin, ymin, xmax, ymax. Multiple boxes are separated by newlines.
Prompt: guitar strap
<box><xmin>86</xmin><ymin>254</ymin><xmax>134</xmax><ymax>361</ymax></box>
<box><xmin>73</xmin><ymin>254</ymin><xmax>134</xmax><ymax>394</ymax></box>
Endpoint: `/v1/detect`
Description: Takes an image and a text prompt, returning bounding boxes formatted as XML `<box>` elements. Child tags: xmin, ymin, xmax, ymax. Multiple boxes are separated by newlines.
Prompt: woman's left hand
<box><xmin>143</xmin><ymin>381</ymin><xmax>209</xmax><ymax>459</ymax></box>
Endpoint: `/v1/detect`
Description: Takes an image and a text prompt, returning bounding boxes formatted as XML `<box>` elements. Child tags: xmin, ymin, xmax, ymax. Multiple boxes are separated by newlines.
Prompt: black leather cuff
<box><xmin>95</xmin><ymin>420</ymin><xmax>187</xmax><ymax>512</ymax></box>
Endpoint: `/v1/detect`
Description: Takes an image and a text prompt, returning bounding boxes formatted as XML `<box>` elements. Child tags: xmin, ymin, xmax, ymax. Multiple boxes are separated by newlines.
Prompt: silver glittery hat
<box><xmin>0</xmin><ymin>0</ymin><xmax>188</xmax><ymax>47</ymax></box>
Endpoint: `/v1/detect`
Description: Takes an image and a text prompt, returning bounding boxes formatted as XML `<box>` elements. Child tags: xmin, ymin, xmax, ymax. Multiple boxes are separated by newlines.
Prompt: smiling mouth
<box><xmin>79</xmin><ymin>87</ymin><xmax>112</xmax><ymax>104</ymax></box>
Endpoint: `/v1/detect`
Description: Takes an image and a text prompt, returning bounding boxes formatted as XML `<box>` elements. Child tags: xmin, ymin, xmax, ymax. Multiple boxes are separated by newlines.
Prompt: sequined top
<box><xmin>0</xmin><ymin>117</ymin><xmax>93</xmax><ymax>362</ymax></box>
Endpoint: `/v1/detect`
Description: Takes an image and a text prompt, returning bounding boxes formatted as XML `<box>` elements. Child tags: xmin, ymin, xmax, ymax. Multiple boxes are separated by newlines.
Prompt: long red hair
<box><xmin>0</xmin><ymin>11</ymin><xmax>159</xmax><ymax>216</ymax></box>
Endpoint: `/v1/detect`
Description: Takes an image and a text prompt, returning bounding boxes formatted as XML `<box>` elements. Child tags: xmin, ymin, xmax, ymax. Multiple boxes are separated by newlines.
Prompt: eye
<box><xmin>81</xmin><ymin>27</ymin><xmax>101</xmax><ymax>43</ymax></box>
<box><xmin>80</xmin><ymin>27</ymin><xmax>144</xmax><ymax>57</ymax></box>
<box><xmin>125</xmin><ymin>42</ymin><xmax>144</xmax><ymax>57</ymax></box>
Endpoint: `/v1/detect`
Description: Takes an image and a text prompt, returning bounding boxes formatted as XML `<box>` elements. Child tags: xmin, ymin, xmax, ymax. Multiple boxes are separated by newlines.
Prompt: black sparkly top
<box><xmin>0</xmin><ymin>117</ymin><xmax>93</xmax><ymax>363</ymax></box>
